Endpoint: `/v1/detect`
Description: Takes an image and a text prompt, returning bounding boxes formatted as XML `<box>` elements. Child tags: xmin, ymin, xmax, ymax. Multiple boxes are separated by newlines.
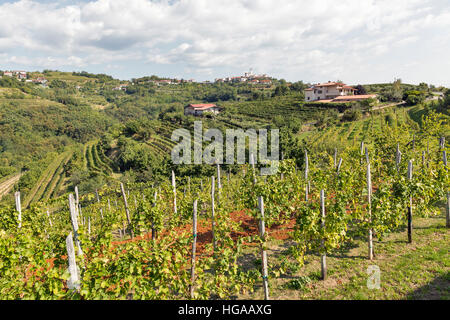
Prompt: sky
<box><xmin>1</xmin><ymin>0</ymin><xmax>450</xmax><ymax>86</ymax></box>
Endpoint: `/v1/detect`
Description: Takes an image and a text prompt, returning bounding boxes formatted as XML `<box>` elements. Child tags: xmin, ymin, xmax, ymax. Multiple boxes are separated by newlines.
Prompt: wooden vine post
<box><xmin>15</xmin><ymin>191</ymin><xmax>22</xmax><ymax>229</ymax></box>
<box><xmin>407</xmin><ymin>160</ymin><xmax>413</xmax><ymax>243</ymax></box>
<box><xmin>75</xmin><ymin>186</ymin><xmax>79</xmax><ymax>218</ymax></box>
<box><xmin>422</xmin><ymin>151</ymin><xmax>425</xmax><ymax>170</ymax></box>
<box><xmin>79</xmin><ymin>204</ymin><xmax>83</xmax><ymax>226</ymax></box>
<box><xmin>68</xmin><ymin>193</ymin><xmax>83</xmax><ymax>256</ymax></box>
<box><xmin>320</xmin><ymin>189</ymin><xmax>327</xmax><ymax>280</ymax></box>
<box><xmin>120</xmin><ymin>182</ymin><xmax>134</xmax><ymax>239</ymax></box>
<box><xmin>360</xmin><ymin>141</ymin><xmax>364</xmax><ymax>164</ymax></box>
<box><xmin>305</xmin><ymin>150</ymin><xmax>309</xmax><ymax>201</ymax></box>
<box><xmin>66</xmin><ymin>232</ymin><xmax>80</xmax><ymax>291</ymax></box>
<box><xmin>211</xmin><ymin>176</ymin><xmax>216</xmax><ymax>252</ymax></box>
<box><xmin>365</xmin><ymin>147</ymin><xmax>369</xmax><ymax>165</ymax></box>
<box><xmin>396</xmin><ymin>143</ymin><xmax>401</xmax><ymax>172</ymax></box>
<box><xmin>336</xmin><ymin>158</ymin><xmax>343</xmax><ymax>176</ymax></box>
<box><xmin>46</xmin><ymin>209</ymin><xmax>52</xmax><ymax>227</ymax></box>
<box><xmin>152</xmin><ymin>191</ymin><xmax>158</xmax><ymax>240</ymax></box>
<box><xmin>216</xmin><ymin>163</ymin><xmax>222</xmax><ymax>202</ymax></box>
<box><xmin>443</xmin><ymin>150</ymin><xmax>449</xmax><ymax>228</ymax></box>
<box><xmin>88</xmin><ymin>217</ymin><xmax>91</xmax><ymax>238</ymax></box>
<box><xmin>190</xmin><ymin>199</ymin><xmax>198</xmax><ymax>299</ymax></box>
<box><xmin>367</xmin><ymin>163</ymin><xmax>374</xmax><ymax>260</ymax></box>
<box><xmin>258</xmin><ymin>196</ymin><xmax>269</xmax><ymax>300</ymax></box>
<box><xmin>172</xmin><ymin>170</ymin><xmax>177</xmax><ymax>214</ymax></box>
<box><xmin>250</xmin><ymin>153</ymin><xmax>257</xmax><ymax>185</ymax></box>
<box><xmin>446</xmin><ymin>192</ymin><xmax>450</xmax><ymax>229</ymax></box>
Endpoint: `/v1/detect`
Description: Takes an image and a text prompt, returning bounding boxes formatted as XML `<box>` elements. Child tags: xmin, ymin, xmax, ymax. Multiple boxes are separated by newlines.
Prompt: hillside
<box><xmin>0</xmin><ymin>101</ymin><xmax>447</xmax><ymax>300</ymax></box>
<box><xmin>0</xmin><ymin>71</ymin><xmax>448</xmax><ymax>208</ymax></box>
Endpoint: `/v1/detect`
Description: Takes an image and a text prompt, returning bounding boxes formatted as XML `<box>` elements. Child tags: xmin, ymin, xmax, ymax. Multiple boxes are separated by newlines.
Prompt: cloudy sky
<box><xmin>1</xmin><ymin>0</ymin><xmax>449</xmax><ymax>86</ymax></box>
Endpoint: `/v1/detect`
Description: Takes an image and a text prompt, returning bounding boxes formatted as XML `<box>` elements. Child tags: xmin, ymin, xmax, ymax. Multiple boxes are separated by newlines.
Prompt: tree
<box><xmin>418</xmin><ymin>82</ymin><xmax>429</xmax><ymax>92</ymax></box>
<box><xmin>354</xmin><ymin>84</ymin><xmax>367</xmax><ymax>95</ymax></box>
<box><xmin>272</xmin><ymin>84</ymin><xmax>288</xmax><ymax>97</ymax></box>
<box><xmin>379</xmin><ymin>80</ymin><xmax>403</xmax><ymax>102</ymax></box>
<box><xmin>404</xmin><ymin>90</ymin><xmax>425</xmax><ymax>106</ymax></box>
<box><xmin>290</xmin><ymin>81</ymin><xmax>307</xmax><ymax>92</ymax></box>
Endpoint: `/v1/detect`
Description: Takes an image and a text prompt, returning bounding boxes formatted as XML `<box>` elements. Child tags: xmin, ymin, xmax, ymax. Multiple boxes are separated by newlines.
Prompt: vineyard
<box><xmin>0</xmin><ymin>109</ymin><xmax>448</xmax><ymax>300</ymax></box>
<box><xmin>297</xmin><ymin>105</ymin><xmax>419</xmax><ymax>151</ymax></box>
<box><xmin>22</xmin><ymin>150</ymin><xmax>74</xmax><ymax>208</ymax></box>
<box><xmin>84</xmin><ymin>141</ymin><xmax>115</xmax><ymax>176</ymax></box>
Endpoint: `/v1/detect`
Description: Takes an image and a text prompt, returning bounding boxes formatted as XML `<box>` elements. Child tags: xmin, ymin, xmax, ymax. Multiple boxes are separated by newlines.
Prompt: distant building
<box><xmin>32</xmin><ymin>77</ymin><xmax>47</xmax><ymax>84</ymax></box>
<box><xmin>16</xmin><ymin>71</ymin><xmax>27</xmax><ymax>79</ymax></box>
<box><xmin>184</xmin><ymin>103</ymin><xmax>220</xmax><ymax>116</ymax></box>
<box><xmin>3</xmin><ymin>70</ymin><xmax>27</xmax><ymax>79</ymax></box>
<box><xmin>214</xmin><ymin>72</ymin><xmax>271</xmax><ymax>84</ymax></box>
<box><xmin>112</xmin><ymin>84</ymin><xmax>128</xmax><ymax>91</ymax></box>
<box><xmin>305</xmin><ymin>81</ymin><xmax>357</xmax><ymax>101</ymax></box>
<box><xmin>259</xmin><ymin>79</ymin><xmax>272</xmax><ymax>85</ymax></box>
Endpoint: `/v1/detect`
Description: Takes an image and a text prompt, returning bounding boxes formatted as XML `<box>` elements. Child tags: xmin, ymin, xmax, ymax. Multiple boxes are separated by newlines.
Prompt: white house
<box><xmin>112</xmin><ymin>84</ymin><xmax>128</xmax><ymax>91</ymax></box>
<box><xmin>304</xmin><ymin>81</ymin><xmax>357</xmax><ymax>101</ymax></box>
<box><xmin>184</xmin><ymin>103</ymin><xmax>221</xmax><ymax>116</ymax></box>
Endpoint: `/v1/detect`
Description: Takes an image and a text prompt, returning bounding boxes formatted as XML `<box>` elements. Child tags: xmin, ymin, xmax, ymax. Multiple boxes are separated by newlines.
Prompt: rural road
<box><xmin>0</xmin><ymin>173</ymin><xmax>22</xmax><ymax>200</ymax></box>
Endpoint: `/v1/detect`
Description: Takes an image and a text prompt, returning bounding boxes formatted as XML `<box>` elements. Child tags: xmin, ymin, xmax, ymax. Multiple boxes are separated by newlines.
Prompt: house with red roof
<box><xmin>305</xmin><ymin>81</ymin><xmax>358</xmax><ymax>101</ymax></box>
<box><xmin>184</xmin><ymin>103</ymin><xmax>221</xmax><ymax>116</ymax></box>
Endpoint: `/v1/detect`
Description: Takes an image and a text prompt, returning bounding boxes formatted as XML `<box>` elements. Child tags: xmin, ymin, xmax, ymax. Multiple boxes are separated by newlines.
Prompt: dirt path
<box><xmin>0</xmin><ymin>173</ymin><xmax>22</xmax><ymax>200</ymax></box>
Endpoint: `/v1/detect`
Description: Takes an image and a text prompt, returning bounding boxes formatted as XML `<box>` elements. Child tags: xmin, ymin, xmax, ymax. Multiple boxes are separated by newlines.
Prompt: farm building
<box><xmin>184</xmin><ymin>103</ymin><xmax>221</xmax><ymax>116</ymax></box>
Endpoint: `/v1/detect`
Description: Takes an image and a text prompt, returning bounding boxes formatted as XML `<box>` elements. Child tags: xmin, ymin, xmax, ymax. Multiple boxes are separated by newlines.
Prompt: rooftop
<box><xmin>332</xmin><ymin>94</ymin><xmax>377</xmax><ymax>101</ymax></box>
<box><xmin>314</xmin><ymin>81</ymin><xmax>344</xmax><ymax>87</ymax></box>
<box><xmin>186</xmin><ymin>103</ymin><xmax>218</xmax><ymax>110</ymax></box>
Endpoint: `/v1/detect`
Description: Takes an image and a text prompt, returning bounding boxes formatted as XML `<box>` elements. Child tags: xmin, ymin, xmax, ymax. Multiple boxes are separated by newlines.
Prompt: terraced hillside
<box><xmin>0</xmin><ymin>173</ymin><xmax>22</xmax><ymax>201</ymax></box>
<box><xmin>23</xmin><ymin>150</ymin><xmax>73</xmax><ymax>207</ymax></box>
<box><xmin>297</xmin><ymin>105</ymin><xmax>422</xmax><ymax>152</ymax></box>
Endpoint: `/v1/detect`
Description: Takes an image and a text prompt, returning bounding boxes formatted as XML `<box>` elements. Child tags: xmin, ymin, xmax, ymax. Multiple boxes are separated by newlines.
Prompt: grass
<box><xmin>238</xmin><ymin>212</ymin><xmax>449</xmax><ymax>300</ymax></box>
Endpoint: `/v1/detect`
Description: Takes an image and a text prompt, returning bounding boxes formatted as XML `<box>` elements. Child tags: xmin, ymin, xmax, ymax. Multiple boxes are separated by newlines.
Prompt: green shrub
<box><xmin>286</xmin><ymin>276</ymin><xmax>312</xmax><ymax>290</ymax></box>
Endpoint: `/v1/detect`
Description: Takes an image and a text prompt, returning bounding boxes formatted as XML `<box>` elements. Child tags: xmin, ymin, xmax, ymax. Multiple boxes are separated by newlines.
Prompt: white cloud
<box><xmin>0</xmin><ymin>0</ymin><xmax>449</xmax><ymax>85</ymax></box>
